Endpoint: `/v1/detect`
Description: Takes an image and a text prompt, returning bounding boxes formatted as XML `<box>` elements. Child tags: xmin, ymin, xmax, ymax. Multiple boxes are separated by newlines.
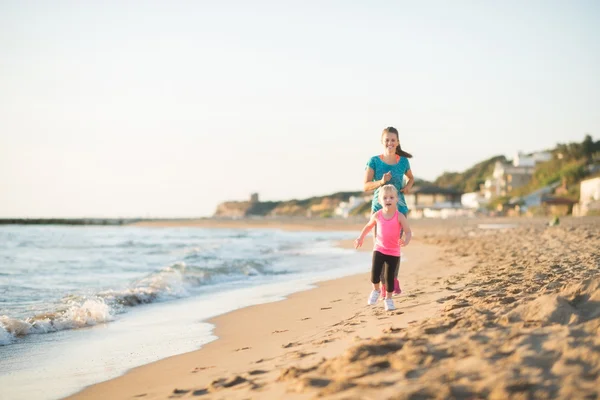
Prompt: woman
<box><xmin>363</xmin><ymin>126</ymin><xmax>414</xmax><ymax>295</ymax></box>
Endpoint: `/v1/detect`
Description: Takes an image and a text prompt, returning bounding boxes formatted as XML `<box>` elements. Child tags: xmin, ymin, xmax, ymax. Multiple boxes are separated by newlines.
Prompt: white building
<box><xmin>574</xmin><ymin>177</ymin><xmax>600</xmax><ymax>216</ymax></box>
<box><xmin>581</xmin><ymin>177</ymin><xmax>600</xmax><ymax>202</ymax></box>
<box><xmin>513</xmin><ymin>151</ymin><xmax>552</xmax><ymax>167</ymax></box>
<box><xmin>461</xmin><ymin>192</ymin><xmax>488</xmax><ymax>209</ymax></box>
<box><xmin>334</xmin><ymin>196</ymin><xmax>368</xmax><ymax>218</ymax></box>
<box><xmin>484</xmin><ymin>151</ymin><xmax>552</xmax><ymax>198</ymax></box>
<box><xmin>533</xmin><ymin>151</ymin><xmax>552</xmax><ymax>163</ymax></box>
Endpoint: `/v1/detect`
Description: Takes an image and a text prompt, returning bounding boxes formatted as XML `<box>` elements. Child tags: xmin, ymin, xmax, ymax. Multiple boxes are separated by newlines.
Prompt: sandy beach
<box><xmin>70</xmin><ymin>217</ymin><xmax>600</xmax><ymax>399</ymax></box>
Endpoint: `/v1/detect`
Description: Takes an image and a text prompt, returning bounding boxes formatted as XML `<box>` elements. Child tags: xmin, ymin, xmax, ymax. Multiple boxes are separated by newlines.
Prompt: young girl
<box><xmin>354</xmin><ymin>185</ymin><xmax>412</xmax><ymax>311</ymax></box>
<box><xmin>363</xmin><ymin>126</ymin><xmax>414</xmax><ymax>296</ymax></box>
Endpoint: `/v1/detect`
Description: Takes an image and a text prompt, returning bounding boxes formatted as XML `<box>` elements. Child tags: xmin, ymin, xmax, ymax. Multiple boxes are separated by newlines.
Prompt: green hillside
<box><xmin>435</xmin><ymin>134</ymin><xmax>599</xmax><ymax>201</ymax></box>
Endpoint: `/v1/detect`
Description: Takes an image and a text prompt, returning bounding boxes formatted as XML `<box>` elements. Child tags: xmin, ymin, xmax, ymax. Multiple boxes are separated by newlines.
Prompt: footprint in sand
<box><xmin>437</xmin><ymin>295</ymin><xmax>457</xmax><ymax>303</ymax></box>
<box><xmin>210</xmin><ymin>375</ymin><xmax>248</xmax><ymax>390</ymax></box>
<box><xmin>282</xmin><ymin>342</ymin><xmax>300</xmax><ymax>348</ymax></box>
<box><xmin>191</xmin><ymin>366</ymin><xmax>215</xmax><ymax>373</ymax></box>
<box><xmin>443</xmin><ymin>301</ymin><xmax>470</xmax><ymax>311</ymax></box>
<box><xmin>320</xmin><ymin>307</ymin><xmax>332</xmax><ymax>310</ymax></box>
<box><xmin>301</xmin><ymin>317</ymin><xmax>311</xmax><ymax>321</ymax></box>
<box><xmin>234</xmin><ymin>347</ymin><xmax>251</xmax><ymax>352</ymax></box>
<box><xmin>272</xmin><ymin>330</ymin><xmax>289</xmax><ymax>334</ymax></box>
<box><xmin>312</xmin><ymin>338</ymin><xmax>336</xmax><ymax>345</ymax></box>
<box><xmin>248</xmin><ymin>369</ymin><xmax>268</xmax><ymax>376</ymax></box>
<box><xmin>286</xmin><ymin>350</ymin><xmax>317</xmax><ymax>359</ymax></box>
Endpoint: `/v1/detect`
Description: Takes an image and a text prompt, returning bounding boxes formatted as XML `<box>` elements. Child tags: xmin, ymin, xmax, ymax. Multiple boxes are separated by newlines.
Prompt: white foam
<box><xmin>1</xmin><ymin>315</ymin><xmax>31</xmax><ymax>337</ymax></box>
<box><xmin>138</xmin><ymin>266</ymin><xmax>189</xmax><ymax>298</ymax></box>
<box><xmin>0</xmin><ymin>298</ymin><xmax>114</xmax><ymax>342</ymax></box>
<box><xmin>58</xmin><ymin>299</ymin><xmax>113</xmax><ymax>329</ymax></box>
<box><xmin>0</xmin><ymin>321</ymin><xmax>14</xmax><ymax>345</ymax></box>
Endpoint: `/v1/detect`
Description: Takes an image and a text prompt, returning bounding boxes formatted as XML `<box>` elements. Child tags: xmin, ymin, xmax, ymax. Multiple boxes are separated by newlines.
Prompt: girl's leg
<box><xmin>383</xmin><ymin>255</ymin><xmax>398</xmax><ymax>299</ymax></box>
<box><xmin>368</xmin><ymin>251</ymin><xmax>386</xmax><ymax>305</ymax></box>
<box><xmin>391</xmin><ymin>255</ymin><xmax>401</xmax><ymax>294</ymax></box>
<box><xmin>371</xmin><ymin>251</ymin><xmax>385</xmax><ymax>289</ymax></box>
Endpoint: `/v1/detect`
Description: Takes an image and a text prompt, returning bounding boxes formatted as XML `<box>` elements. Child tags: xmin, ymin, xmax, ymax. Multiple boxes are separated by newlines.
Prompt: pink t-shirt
<box><xmin>374</xmin><ymin>210</ymin><xmax>401</xmax><ymax>257</ymax></box>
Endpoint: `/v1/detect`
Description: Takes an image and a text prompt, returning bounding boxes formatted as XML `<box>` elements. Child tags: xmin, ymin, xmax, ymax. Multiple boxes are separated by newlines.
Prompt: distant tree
<box><xmin>581</xmin><ymin>134</ymin><xmax>599</xmax><ymax>162</ymax></box>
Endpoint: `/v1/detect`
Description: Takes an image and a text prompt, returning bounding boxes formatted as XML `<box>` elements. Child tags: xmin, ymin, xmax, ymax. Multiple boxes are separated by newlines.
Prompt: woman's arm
<box><xmin>401</xmin><ymin>169</ymin><xmax>415</xmax><ymax>194</ymax></box>
<box><xmin>364</xmin><ymin>167</ymin><xmax>387</xmax><ymax>192</ymax></box>
<box><xmin>398</xmin><ymin>213</ymin><xmax>412</xmax><ymax>246</ymax></box>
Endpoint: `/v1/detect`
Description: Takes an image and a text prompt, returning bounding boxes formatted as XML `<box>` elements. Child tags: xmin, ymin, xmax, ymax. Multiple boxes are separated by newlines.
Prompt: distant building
<box><xmin>514</xmin><ymin>182</ymin><xmax>561</xmax><ymax>209</ymax></box>
<box><xmin>484</xmin><ymin>151</ymin><xmax>551</xmax><ymax>198</ymax></box>
<box><xmin>405</xmin><ymin>185</ymin><xmax>462</xmax><ymax>209</ymax></box>
<box><xmin>461</xmin><ymin>192</ymin><xmax>488</xmax><ymax>209</ymax></box>
<box><xmin>540</xmin><ymin>196</ymin><xmax>577</xmax><ymax>217</ymax></box>
<box><xmin>405</xmin><ymin>186</ymin><xmax>467</xmax><ymax>219</ymax></box>
<box><xmin>513</xmin><ymin>151</ymin><xmax>552</xmax><ymax>167</ymax></box>
<box><xmin>573</xmin><ymin>177</ymin><xmax>600</xmax><ymax>216</ymax></box>
<box><xmin>490</xmin><ymin>160</ymin><xmax>535</xmax><ymax>196</ymax></box>
<box><xmin>250</xmin><ymin>193</ymin><xmax>259</xmax><ymax>203</ymax></box>
<box><xmin>334</xmin><ymin>196</ymin><xmax>369</xmax><ymax>218</ymax></box>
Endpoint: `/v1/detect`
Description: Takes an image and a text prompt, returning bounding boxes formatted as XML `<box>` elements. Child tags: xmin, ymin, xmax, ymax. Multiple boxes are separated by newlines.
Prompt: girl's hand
<box><xmin>354</xmin><ymin>237</ymin><xmax>364</xmax><ymax>248</ymax></box>
<box><xmin>399</xmin><ymin>237</ymin><xmax>410</xmax><ymax>246</ymax></box>
<box><xmin>400</xmin><ymin>186</ymin><xmax>410</xmax><ymax>194</ymax></box>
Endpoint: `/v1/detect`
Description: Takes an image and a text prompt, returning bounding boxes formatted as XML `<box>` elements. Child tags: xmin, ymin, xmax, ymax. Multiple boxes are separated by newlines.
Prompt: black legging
<box><xmin>371</xmin><ymin>251</ymin><xmax>399</xmax><ymax>293</ymax></box>
<box><xmin>373</xmin><ymin>209</ymin><xmax>406</xmax><ymax>283</ymax></box>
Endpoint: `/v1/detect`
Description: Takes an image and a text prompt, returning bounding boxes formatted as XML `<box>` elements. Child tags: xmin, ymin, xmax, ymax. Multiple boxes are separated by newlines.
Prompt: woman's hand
<box><xmin>381</xmin><ymin>171</ymin><xmax>392</xmax><ymax>185</ymax></box>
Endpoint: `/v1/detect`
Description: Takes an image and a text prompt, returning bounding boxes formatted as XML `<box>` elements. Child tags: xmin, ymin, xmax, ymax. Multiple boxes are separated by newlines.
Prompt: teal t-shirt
<box><xmin>366</xmin><ymin>155</ymin><xmax>411</xmax><ymax>214</ymax></box>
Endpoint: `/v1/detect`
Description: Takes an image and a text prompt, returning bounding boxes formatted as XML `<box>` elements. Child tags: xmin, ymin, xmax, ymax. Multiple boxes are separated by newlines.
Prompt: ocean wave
<box><xmin>0</xmin><ymin>298</ymin><xmax>113</xmax><ymax>345</ymax></box>
<box><xmin>0</xmin><ymin>258</ymin><xmax>283</xmax><ymax>345</ymax></box>
<box><xmin>98</xmin><ymin>264</ymin><xmax>190</xmax><ymax>306</ymax></box>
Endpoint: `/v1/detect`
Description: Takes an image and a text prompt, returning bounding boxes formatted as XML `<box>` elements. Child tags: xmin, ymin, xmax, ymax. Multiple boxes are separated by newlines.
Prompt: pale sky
<box><xmin>1</xmin><ymin>0</ymin><xmax>599</xmax><ymax>218</ymax></box>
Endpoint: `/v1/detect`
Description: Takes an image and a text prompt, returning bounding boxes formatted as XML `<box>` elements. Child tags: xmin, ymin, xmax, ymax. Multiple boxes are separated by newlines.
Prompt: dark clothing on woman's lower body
<box><xmin>371</xmin><ymin>251</ymin><xmax>399</xmax><ymax>293</ymax></box>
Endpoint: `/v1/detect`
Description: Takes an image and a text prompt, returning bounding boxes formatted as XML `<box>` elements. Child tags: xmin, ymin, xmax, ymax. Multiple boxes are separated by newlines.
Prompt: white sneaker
<box><xmin>367</xmin><ymin>290</ymin><xmax>381</xmax><ymax>305</ymax></box>
<box><xmin>384</xmin><ymin>298</ymin><xmax>396</xmax><ymax>311</ymax></box>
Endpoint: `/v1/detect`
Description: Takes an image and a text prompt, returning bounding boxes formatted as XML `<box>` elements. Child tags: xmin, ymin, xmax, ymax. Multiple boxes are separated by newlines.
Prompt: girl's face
<box><xmin>381</xmin><ymin>132</ymin><xmax>399</xmax><ymax>152</ymax></box>
<box><xmin>380</xmin><ymin>191</ymin><xmax>398</xmax><ymax>209</ymax></box>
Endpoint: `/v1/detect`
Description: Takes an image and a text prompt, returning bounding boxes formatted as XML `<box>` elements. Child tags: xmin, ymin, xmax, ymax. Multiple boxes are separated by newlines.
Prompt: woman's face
<box><xmin>381</xmin><ymin>132</ymin><xmax>399</xmax><ymax>152</ymax></box>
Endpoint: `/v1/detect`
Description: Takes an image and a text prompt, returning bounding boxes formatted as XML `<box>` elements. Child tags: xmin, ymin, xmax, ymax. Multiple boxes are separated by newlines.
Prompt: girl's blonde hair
<box><xmin>378</xmin><ymin>184</ymin><xmax>398</xmax><ymax>204</ymax></box>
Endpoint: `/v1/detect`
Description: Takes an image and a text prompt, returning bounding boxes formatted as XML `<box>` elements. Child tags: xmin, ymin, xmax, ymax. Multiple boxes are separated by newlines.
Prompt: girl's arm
<box><xmin>354</xmin><ymin>213</ymin><xmax>377</xmax><ymax>248</ymax></box>
<box><xmin>401</xmin><ymin>169</ymin><xmax>415</xmax><ymax>194</ymax></box>
<box><xmin>398</xmin><ymin>213</ymin><xmax>412</xmax><ymax>246</ymax></box>
<box><xmin>363</xmin><ymin>167</ymin><xmax>388</xmax><ymax>192</ymax></box>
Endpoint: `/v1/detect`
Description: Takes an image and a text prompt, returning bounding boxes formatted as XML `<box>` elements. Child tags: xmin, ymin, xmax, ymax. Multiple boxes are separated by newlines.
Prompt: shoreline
<box><xmin>69</xmin><ymin>235</ymin><xmax>467</xmax><ymax>399</ymax></box>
